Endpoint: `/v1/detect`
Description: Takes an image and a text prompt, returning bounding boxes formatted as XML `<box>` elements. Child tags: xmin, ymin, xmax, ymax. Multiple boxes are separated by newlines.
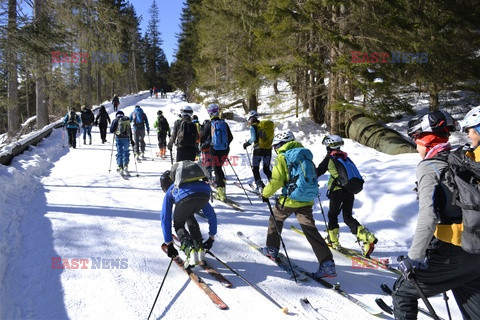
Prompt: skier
<box><xmin>160</xmin><ymin>162</ymin><xmax>217</xmax><ymax>266</ymax></box>
<box><xmin>112</xmin><ymin>94</ymin><xmax>120</xmax><ymax>112</ymax></box>
<box><xmin>458</xmin><ymin>106</ymin><xmax>480</xmax><ymax>161</ymax></box>
<box><xmin>129</xmin><ymin>105</ymin><xmax>150</xmax><ymax>159</ymax></box>
<box><xmin>261</xmin><ymin>130</ymin><xmax>336</xmax><ymax>278</ymax></box>
<box><xmin>94</xmin><ymin>105</ymin><xmax>111</xmax><ymax>143</ymax></box>
<box><xmin>63</xmin><ymin>107</ymin><xmax>81</xmax><ymax>149</ymax></box>
<box><xmin>392</xmin><ymin>110</ymin><xmax>480</xmax><ymax>320</ymax></box>
<box><xmin>243</xmin><ymin>110</ymin><xmax>273</xmax><ymax>193</ymax></box>
<box><xmin>168</xmin><ymin>106</ymin><xmax>198</xmax><ymax>162</ymax></box>
<box><xmin>192</xmin><ymin>115</ymin><xmax>201</xmax><ymax>157</ymax></box>
<box><xmin>110</xmin><ymin>110</ymin><xmax>134</xmax><ymax>173</ymax></box>
<box><xmin>200</xmin><ymin>104</ymin><xmax>233</xmax><ymax>201</ymax></box>
<box><xmin>153</xmin><ymin>110</ymin><xmax>170</xmax><ymax>159</ymax></box>
<box><xmin>80</xmin><ymin>105</ymin><xmax>95</xmax><ymax>145</ymax></box>
<box><xmin>316</xmin><ymin>134</ymin><xmax>377</xmax><ymax>257</ymax></box>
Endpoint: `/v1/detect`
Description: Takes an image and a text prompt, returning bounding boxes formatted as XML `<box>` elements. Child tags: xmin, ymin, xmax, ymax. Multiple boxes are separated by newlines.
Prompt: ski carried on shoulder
<box><xmin>290</xmin><ymin>225</ymin><xmax>400</xmax><ymax>275</ymax></box>
<box><xmin>212</xmin><ymin>192</ymin><xmax>243</xmax><ymax>211</ymax></box>
<box><xmin>237</xmin><ymin>231</ymin><xmax>308</xmax><ymax>281</ymax></box>
<box><xmin>160</xmin><ymin>243</ymin><xmax>228</xmax><ymax>310</ymax></box>
<box><xmin>300</xmin><ymin>298</ymin><xmax>327</xmax><ymax>320</ymax></box>
<box><xmin>233</xmin><ymin>181</ymin><xmax>261</xmax><ymax>196</ymax></box>
<box><xmin>171</xmin><ymin>235</ymin><xmax>233</xmax><ymax>288</ymax></box>
<box><xmin>378</xmin><ymin>283</ymin><xmax>443</xmax><ymax>319</ymax></box>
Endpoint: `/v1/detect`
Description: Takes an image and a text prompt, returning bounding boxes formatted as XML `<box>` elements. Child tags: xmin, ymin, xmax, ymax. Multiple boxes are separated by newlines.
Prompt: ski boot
<box><xmin>255</xmin><ymin>180</ymin><xmax>265</xmax><ymax>194</ymax></box>
<box><xmin>357</xmin><ymin>226</ymin><xmax>378</xmax><ymax>257</ymax></box>
<box><xmin>215</xmin><ymin>187</ymin><xmax>226</xmax><ymax>201</ymax></box>
<box><xmin>327</xmin><ymin>228</ymin><xmax>340</xmax><ymax>249</ymax></box>
<box><xmin>180</xmin><ymin>237</ymin><xmax>194</xmax><ymax>268</ymax></box>
<box><xmin>261</xmin><ymin>246</ymin><xmax>279</xmax><ymax>260</ymax></box>
<box><xmin>314</xmin><ymin>260</ymin><xmax>337</xmax><ymax>278</ymax></box>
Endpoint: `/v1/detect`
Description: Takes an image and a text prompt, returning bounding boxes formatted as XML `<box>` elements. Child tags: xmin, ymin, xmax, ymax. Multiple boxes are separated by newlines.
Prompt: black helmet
<box><xmin>157</xmin><ymin>110</ymin><xmax>163</xmax><ymax>116</ymax></box>
<box><xmin>116</xmin><ymin>110</ymin><xmax>124</xmax><ymax>118</ymax></box>
<box><xmin>407</xmin><ymin>110</ymin><xmax>456</xmax><ymax>139</ymax></box>
<box><xmin>160</xmin><ymin>170</ymin><xmax>173</xmax><ymax>192</ymax></box>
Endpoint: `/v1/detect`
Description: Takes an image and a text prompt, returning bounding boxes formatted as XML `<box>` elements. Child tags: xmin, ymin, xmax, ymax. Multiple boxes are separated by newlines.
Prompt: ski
<box><xmin>237</xmin><ymin>231</ymin><xmax>309</xmax><ymax>282</ymax></box>
<box><xmin>212</xmin><ymin>192</ymin><xmax>243</xmax><ymax>211</ymax></box>
<box><xmin>375</xmin><ymin>298</ymin><xmax>393</xmax><ymax>315</ymax></box>
<box><xmin>160</xmin><ymin>243</ymin><xmax>228</xmax><ymax>310</ymax></box>
<box><xmin>290</xmin><ymin>225</ymin><xmax>401</xmax><ymax>275</ymax></box>
<box><xmin>171</xmin><ymin>235</ymin><xmax>233</xmax><ymax>288</ymax></box>
<box><xmin>233</xmin><ymin>181</ymin><xmax>260</xmax><ymax>196</ymax></box>
<box><xmin>237</xmin><ymin>231</ymin><xmax>382</xmax><ymax>316</ymax></box>
<box><xmin>379</xmin><ymin>283</ymin><xmax>443</xmax><ymax>319</ymax></box>
<box><xmin>300</xmin><ymin>298</ymin><xmax>327</xmax><ymax>320</ymax></box>
<box><xmin>116</xmin><ymin>169</ymin><xmax>129</xmax><ymax>180</ymax></box>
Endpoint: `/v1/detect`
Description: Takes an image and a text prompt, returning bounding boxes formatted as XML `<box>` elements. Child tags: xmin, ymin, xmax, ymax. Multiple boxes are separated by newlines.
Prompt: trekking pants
<box><xmin>327</xmin><ymin>188</ymin><xmax>360</xmax><ymax>234</ymax></box>
<box><xmin>173</xmin><ymin>194</ymin><xmax>210</xmax><ymax>243</ymax></box>
<box><xmin>176</xmin><ymin>147</ymin><xmax>197</xmax><ymax>162</ymax></box>
<box><xmin>115</xmin><ymin>137</ymin><xmax>130</xmax><ymax>167</ymax></box>
<box><xmin>157</xmin><ymin>132</ymin><xmax>168</xmax><ymax>149</ymax></box>
<box><xmin>211</xmin><ymin>148</ymin><xmax>229</xmax><ymax>188</ymax></box>
<box><xmin>266</xmin><ymin>200</ymin><xmax>333</xmax><ymax>264</ymax></box>
<box><xmin>83</xmin><ymin>125</ymin><xmax>92</xmax><ymax>140</ymax></box>
<box><xmin>99</xmin><ymin>125</ymin><xmax>108</xmax><ymax>142</ymax></box>
<box><xmin>133</xmin><ymin>127</ymin><xmax>146</xmax><ymax>154</ymax></box>
<box><xmin>67</xmin><ymin>127</ymin><xmax>78</xmax><ymax>148</ymax></box>
<box><xmin>252</xmin><ymin>148</ymin><xmax>272</xmax><ymax>181</ymax></box>
<box><xmin>392</xmin><ymin>239</ymin><xmax>480</xmax><ymax>320</ymax></box>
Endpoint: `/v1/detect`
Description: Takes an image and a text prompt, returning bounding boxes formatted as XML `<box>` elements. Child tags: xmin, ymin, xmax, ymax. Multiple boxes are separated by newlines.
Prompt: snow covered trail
<box><xmin>0</xmin><ymin>91</ymin><xmax>462</xmax><ymax>320</ymax></box>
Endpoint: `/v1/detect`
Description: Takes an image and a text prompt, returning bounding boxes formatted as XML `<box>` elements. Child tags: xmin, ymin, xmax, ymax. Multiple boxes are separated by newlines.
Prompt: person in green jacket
<box><xmin>316</xmin><ymin>134</ymin><xmax>377</xmax><ymax>257</ymax></box>
<box><xmin>261</xmin><ymin>130</ymin><xmax>336</xmax><ymax>278</ymax></box>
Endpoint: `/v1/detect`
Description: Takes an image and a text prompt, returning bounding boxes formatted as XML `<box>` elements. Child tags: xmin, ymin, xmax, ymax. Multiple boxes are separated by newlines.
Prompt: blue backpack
<box><xmin>211</xmin><ymin>119</ymin><xmax>228</xmax><ymax>151</ymax></box>
<box><xmin>133</xmin><ymin>108</ymin><xmax>145</xmax><ymax>127</ymax></box>
<box><xmin>283</xmin><ymin>147</ymin><xmax>319</xmax><ymax>202</ymax></box>
<box><xmin>330</xmin><ymin>156</ymin><xmax>364</xmax><ymax>194</ymax></box>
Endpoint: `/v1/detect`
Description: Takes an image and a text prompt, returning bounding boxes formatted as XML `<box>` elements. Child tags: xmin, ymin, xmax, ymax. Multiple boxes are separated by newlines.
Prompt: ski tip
<box><xmin>281</xmin><ymin>307</ymin><xmax>288</xmax><ymax>314</ymax></box>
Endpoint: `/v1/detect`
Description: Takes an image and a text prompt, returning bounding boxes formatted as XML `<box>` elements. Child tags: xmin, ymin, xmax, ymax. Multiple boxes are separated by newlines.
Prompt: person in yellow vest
<box><xmin>459</xmin><ymin>106</ymin><xmax>480</xmax><ymax>161</ymax></box>
<box><xmin>392</xmin><ymin>110</ymin><xmax>480</xmax><ymax>320</ymax></box>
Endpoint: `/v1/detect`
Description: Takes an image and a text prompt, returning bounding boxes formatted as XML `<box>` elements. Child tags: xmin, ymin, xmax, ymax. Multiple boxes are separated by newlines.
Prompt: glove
<box><xmin>147</xmin><ymin>129</ymin><xmax>150</xmax><ymax>135</ymax></box>
<box><xmin>94</xmin><ymin>121</ymin><xmax>98</xmax><ymax>126</ymax></box>
<box><xmin>166</xmin><ymin>243</ymin><xmax>178</xmax><ymax>258</ymax></box>
<box><xmin>131</xmin><ymin>140</ymin><xmax>135</xmax><ymax>147</ymax></box>
<box><xmin>262</xmin><ymin>196</ymin><xmax>269</xmax><ymax>203</ymax></box>
<box><xmin>397</xmin><ymin>255</ymin><xmax>428</xmax><ymax>280</ymax></box>
<box><xmin>243</xmin><ymin>142</ymin><xmax>250</xmax><ymax>149</ymax></box>
<box><xmin>203</xmin><ymin>237</ymin><xmax>215</xmax><ymax>250</ymax></box>
<box><xmin>168</xmin><ymin>133</ymin><xmax>171</xmax><ymax>138</ymax></box>
<box><xmin>167</xmin><ymin>144</ymin><xmax>172</xmax><ymax>151</ymax></box>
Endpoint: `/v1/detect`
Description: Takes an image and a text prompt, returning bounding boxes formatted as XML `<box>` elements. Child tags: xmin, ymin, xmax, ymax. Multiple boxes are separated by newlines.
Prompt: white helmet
<box><xmin>272</xmin><ymin>130</ymin><xmax>295</xmax><ymax>147</ymax></box>
<box><xmin>181</xmin><ymin>105</ymin><xmax>193</xmax><ymax>116</ymax></box>
<box><xmin>247</xmin><ymin>110</ymin><xmax>258</xmax><ymax>121</ymax></box>
<box><xmin>322</xmin><ymin>135</ymin><xmax>344</xmax><ymax>149</ymax></box>
<box><xmin>207</xmin><ymin>104</ymin><xmax>219</xmax><ymax>116</ymax></box>
<box><xmin>458</xmin><ymin>106</ymin><xmax>480</xmax><ymax>133</ymax></box>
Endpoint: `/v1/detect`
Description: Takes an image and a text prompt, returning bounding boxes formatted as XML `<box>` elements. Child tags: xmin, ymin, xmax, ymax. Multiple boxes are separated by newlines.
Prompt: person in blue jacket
<box><xmin>160</xmin><ymin>164</ymin><xmax>217</xmax><ymax>267</ymax></box>
<box><xmin>63</xmin><ymin>107</ymin><xmax>82</xmax><ymax>148</ymax></box>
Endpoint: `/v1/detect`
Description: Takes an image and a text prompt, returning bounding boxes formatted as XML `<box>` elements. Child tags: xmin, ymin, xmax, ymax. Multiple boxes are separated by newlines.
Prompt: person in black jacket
<box><xmin>95</xmin><ymin>105</ymin><xmax>111</xmax><ymax>143</ymax></box>
<box><xmin>80</xmin><ymin>105</ymin><xmax>95</xmax><ymax>145</ymax></box>
<box><xmin>168</xmin><ymin>106</ymin><xmax>198</xmax><ymax>162</ymax></box>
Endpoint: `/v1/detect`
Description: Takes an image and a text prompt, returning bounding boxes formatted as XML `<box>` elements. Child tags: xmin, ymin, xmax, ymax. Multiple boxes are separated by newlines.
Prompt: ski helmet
<box><xmin>157</xmin><ymin>110</ymin><xmax>163</xmax><ymax>116</ymax></box>
<box><xmin>181</xmin><ymin>105</ymin><xmax>193</xmax><ymax>117</ymax></box>
<box><xmin>247</xmin><ymin>110</ymin><xmax>258</xmax><ymax>121</ymax></box>
<box><xmin>207</xmin><ymin>104</ymin><xmax>219</xmax><ymax>116</ymax></box>
<box><xmin>458</xmin><ymin>106</ymin><xmax>480</xmax><ymax>133</ymax></box>
<box><xmin>272</xmin><ymin>130</ymin><xmax>295</xmax><ymax>148</ymax></box>
<box><xmin>116</xmin><ymin>110</ymin><xmax>124</xmax><ymax>118</ymax></box>
<box><xmin>407</xmin><ymin>110</ymin><xmax>456</xmax><ymax>139</ymax></box>
<box><xmin>160</xmin><ymin>170</ymin><xmax>173</xmax><ymax>192</ymax></box>
<box><xmin>322</xmin><ymin>135</ymin><xmax>344</xmax><ymax>149</ymax></box>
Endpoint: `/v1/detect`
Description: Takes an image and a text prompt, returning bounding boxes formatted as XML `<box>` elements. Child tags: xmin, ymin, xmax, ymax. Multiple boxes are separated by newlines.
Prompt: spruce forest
<box><xmin>1</xmin><ymin>0</ymin><xmax>480</xmax><ymax>140</ymax></box>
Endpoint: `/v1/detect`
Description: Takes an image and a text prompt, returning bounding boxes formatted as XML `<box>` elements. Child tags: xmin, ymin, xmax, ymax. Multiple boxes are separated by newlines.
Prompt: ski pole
<box><xmin>317</xmin><ymin>194</ymin><xmax>330</xmax><ymax>243</ymax></box>
<box><xmin>147</xmin><ymin>258</ymin><xmax>173</xmax><ymax>320</ymax></box>
<box><xmin>170</xmin><ymin>148</ymin><xmax>173</xmax><ymax>165</ymax></box>
<box><xmin>206</xmin><ymin>250</ymin><xmax>288</xmax><ymax>314</ymax></box>
<box><xmin>409</xmin><ymin>272</ymin><xmax>440</xmax><ymax>320</ymax></box>
<box><xmin>147</xmin><ymin>131</ymin><xmax>154</xmax><ymax>160</ymax></box>
<box><xmin>226</xmin><ymin>157</ymin><xmax>252</xmax><ymax>205</ymax></box>
<box><xmin>245</xmin><ymin>145</ymin><xmax>253</xmax><ymax>169</ymax></box>
<box><xmin>265</xmin><ymin>198</ymin><xmax>298</xmax><ymax>284</ymax></box>
<box><xmin>133</xmin><ymin>144</ymin><xmax>139</xmax><ymax>177</ymax></box>
<box><xmin>108</xmin><ymin>135</ymin><xmax>115</xmax><ymax>173</ymax></box>
<box><xmin>443</xmin><ymin>292</ymin><xmax>452</xmax><ymax>320</ymax></box>
<box><xmin>62</xmin><ymin>127</ymin><xmax>65</xmax><ymax>148</ymax></box>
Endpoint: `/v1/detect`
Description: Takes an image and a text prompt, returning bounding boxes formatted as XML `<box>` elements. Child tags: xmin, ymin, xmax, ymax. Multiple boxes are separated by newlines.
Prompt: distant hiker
<box><xmin>316</xmin><ymin>134</ymin><xmax>377</xmax><ymax>257</ymax></box>
<box><xmin>149</xmin><ymin>88</ymin><xmax>153</xmax><ymax>97</ymax></box>
<box><xmin>63</xmin><ymin>107</ymin><xmax>81</xmax><ymax>149</ymax></box>
<box><xmin>80</xmin><ymin>105</ymin><xmax>95</xmax><ymax>145</ymax></box>
<box><xmin>392</xmin><ymin>110</ymin><xmax>480</xmax><ymax>320</ymax></box>
<box><xmin>112</xmin><ymin>94</ymin><xmax>120</xmax><ymax>112</ymax></box>
<box><xmin>129</xmin><ymin>105</ymin><xmax>150</xmax><ymax>159</ymax></box>
<box><xmin>155</xmin><ymin>87</ymin><xmax>159</xmax><ymax>99</ymax></box>
<box><xmin>153</xmin><ymin>110</ymin><xmax>171</xmax><ymax>159</ymax></box>
<box><xmin>110</xmin><ymin>110</ymin><xmax>134</xmax><ymax>173</ymax></box>
<box><xmin>459</xmin><ymin>106</ymin><xmax>480</xmax><ymax>161</ymax></box>
<box><xmin>243</xmin><ymin>110</ymin><xmax>274</xmax><ymax>193</ymax></box>
<box><xmin>160</xmin><ymin>161</ymin><xmax>217</xmax><ymax>267</ymax></box>
<box><xmin>200</xmin><ymin>104</ymin><xmax>233</xmax><ymax>201</ymax></box>
<box><xmin>168</xmin><ymin>106</ymin><xmax>198</xmax><ymax>162</ymax></box>
<box><xmin>94</xmin><ymin>105</ymin><xmax>111</xmax><ymax>143</ymax></box>
<box><xmin>261</xmin><ymin>130</ymin><xmax>336</xmax><ymax>278</ymax></box>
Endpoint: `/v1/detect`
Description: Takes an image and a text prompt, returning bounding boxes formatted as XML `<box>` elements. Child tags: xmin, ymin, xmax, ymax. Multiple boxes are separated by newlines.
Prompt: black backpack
<box><xmin>67</xmin><ymin>110</ymin><xmax>77</xmax><ymax>124</ymax></box>
<box><xmin>176</xmin><ymin>119</ymin><xmax>197</xmax><ymax>148</ymax></box>
<box><xmin>158</xmin><ymin>116</ymin><xmax>169</xmax><ymax>132</ymax></box>
<box><xmin>441</xmin><ymin>147</ymin><xmax>480</xmax><ymax>254</ymax></box>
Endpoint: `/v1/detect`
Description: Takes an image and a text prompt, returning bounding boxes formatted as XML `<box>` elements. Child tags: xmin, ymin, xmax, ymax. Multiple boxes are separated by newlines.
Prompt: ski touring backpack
<box><xmin>115</xmin><ymin>116</ymin><xmax>131</xmax><ymax>138</ymax></box>
<box><xmin>67</xmin><ymin>110</ymin><xmax>78</xmax><ymax>124</ymax></box>
<box><xmin>330</xmin><ymin>156</ymin><xmax>364</xmax><ymax>195</ymax></box>
<box><xmin>440</xmin><ymin>147</ymin><xmax>480</xmax><ymax>254</ymax></box>
<box><xmin>171</xmin><ymin>160</ymin><xmax>207</xmax><ymax>188</ymax></box>
<box><xmin>211</xmin><ymin>119</ymin><xmax>229</xmax><ymax>151</ymax></box>
<box><xmin>133</xmin><ymin>108</ymin><xmax>145</xmax><ymax>128</ymax></box>
<box><xmin>256</xmin><ymin>120</ymin><xmax>275</xmax><ymax>149</ymax></box>
<box><xmin>158</xmin><ymin>116</ymin><xmax>169</xmax><ymax>133</ymax></box>
<box><xmin>283</xmin><ymin>147</ymin><xmax>319</xmax><ymax>202</ymax></box>
<box><xmin>176</xmin><ymin>119</ymin><xmax>197</xmax><ymax>148</ymax></box>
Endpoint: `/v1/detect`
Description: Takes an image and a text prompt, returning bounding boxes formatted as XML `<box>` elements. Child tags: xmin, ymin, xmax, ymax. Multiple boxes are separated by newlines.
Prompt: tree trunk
<box><xmin>34</xmin><ymin>0</ymin><xmax>49</xmax><ymax>129</ymax></box>
<box><xmin>273</xmin><ymin>81</ymin><xmax>279</xmax><ymax>94</ymax></box>
<box><xmin>246</xmin><ymin>91</ymin><xmax>258</xmax><ymax>112</ymax></box>
<box><xmin>429</xmin><ymin>83</ymin><xmax>439</xmax><ymax>111</ymax></box>
<box><xmin>7</xmin><ymin>0</ymin><xmax>20</xmax><ymax>136</ymax></box>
